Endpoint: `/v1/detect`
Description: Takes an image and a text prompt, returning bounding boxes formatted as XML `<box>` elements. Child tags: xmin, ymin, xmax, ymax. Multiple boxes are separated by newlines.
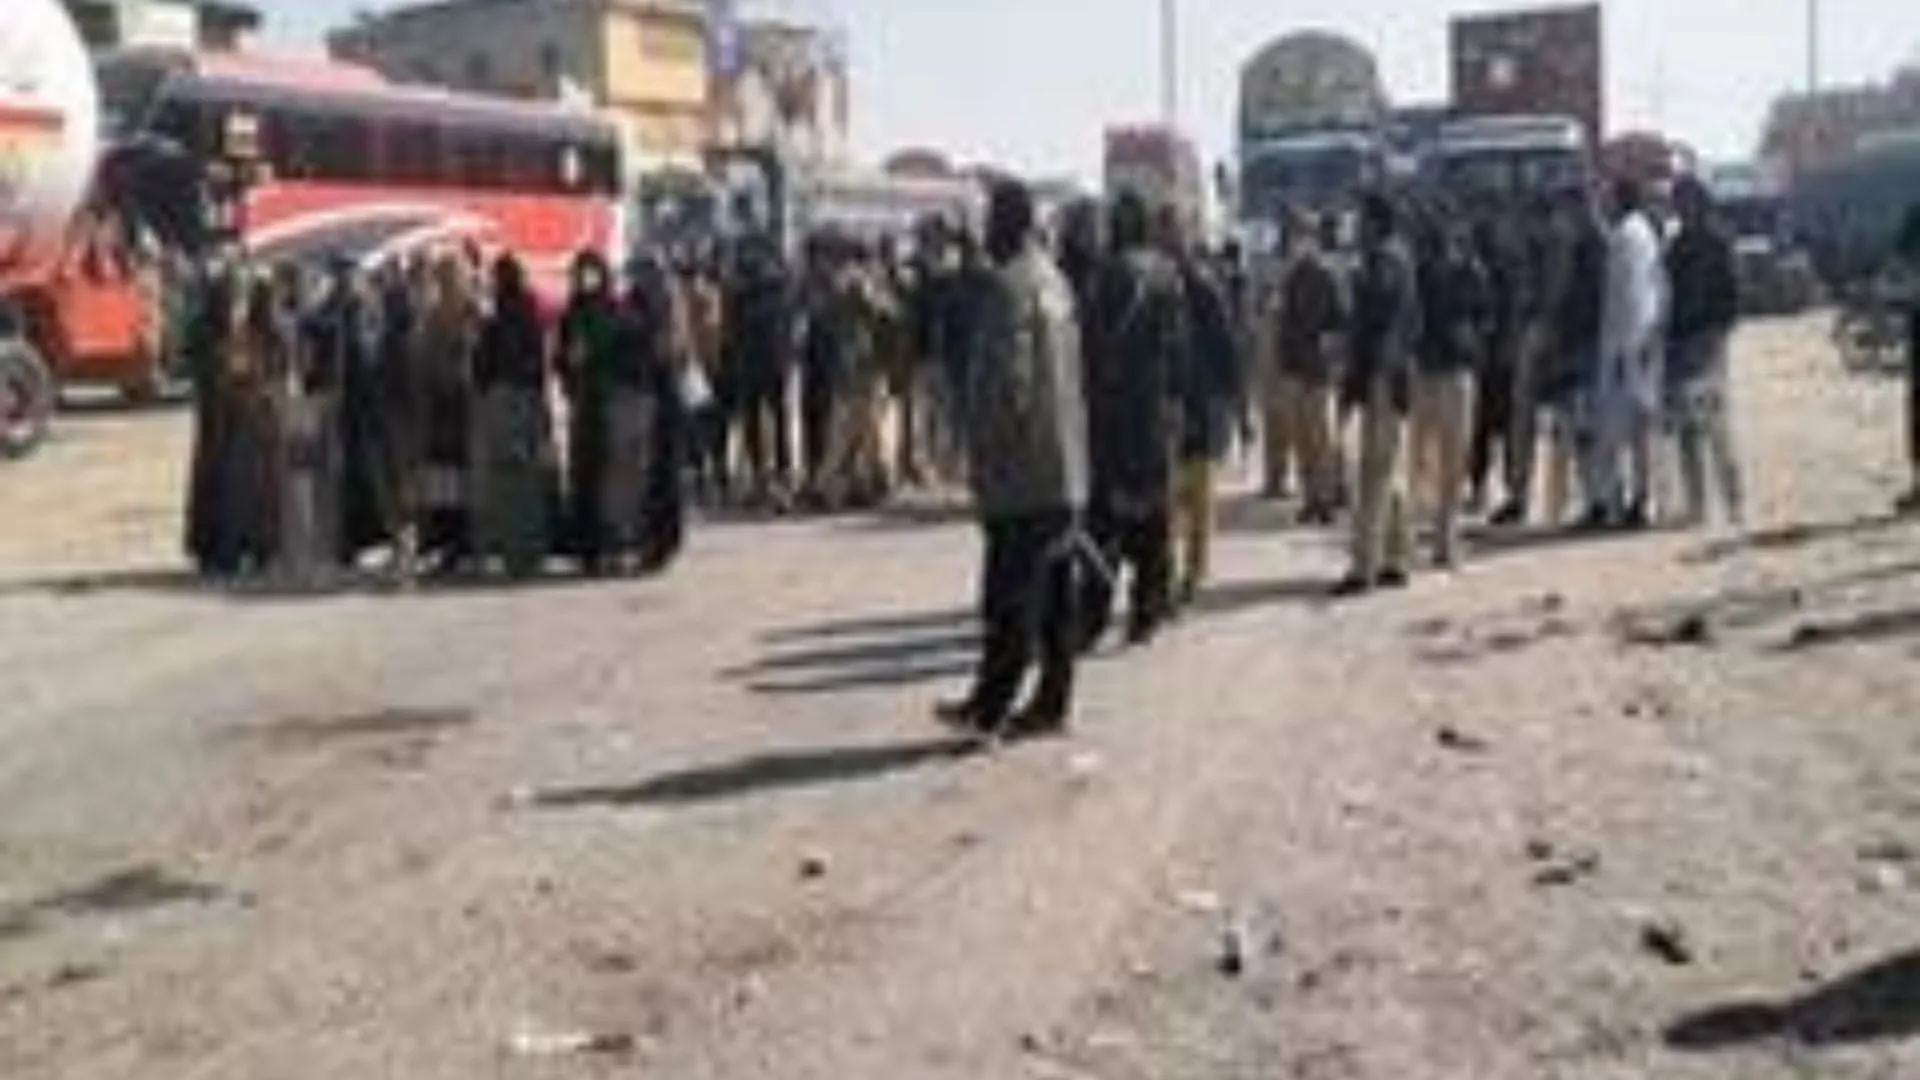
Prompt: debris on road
<box><xmin>798</xmin><ymin>850</ymin><xmax>831</xmax><ymax>881</ymax></box>
<box><xmin>1620</xmin><ymin>611</ymin><xmax>1718</xmax><ymax>648</ymax></box>
<box><xmin>1435</xmin><ymin>726</ymin><xmax>1491</xmax><ymax>754</ymax></box>
<box><xmin>507</xmin><ymin>1027</ymin><xmax>641</xmax><ymax>1058</ymax></box>
<box><xmin>1639</xmin><ymin>920</ymin><xmax>1696</xmax><ymax>966</ymax></box>
<box><xmin>1531</xmin><ymin>848</ymin><xmax>1602</xmax><ymax>888</ymax></box>
<box><xmin>1217</xmin><ymin>919</ymin><xmax>1254</xmax><ymax>978</ymax></box>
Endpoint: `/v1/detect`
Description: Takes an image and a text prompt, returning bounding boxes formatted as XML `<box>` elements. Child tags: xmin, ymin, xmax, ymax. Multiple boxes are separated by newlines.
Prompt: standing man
<box><xmin>727</xmin><ymin>238</ymin><xmax>796</xmax><ymax>509</ymax></box>
<box><xmin>1544</xmin><ymin>187</ymin><xmax>1609</xmax><ymax>526</ymax></box>
<box><xmin>1410</xmin><ymin>214</ymin><xmax>1491</xmax><ymax>569</ymax></box>
<box><xmin>937</xmin><ymin>179</ymin><xmax>1089</xmax><ymax>740</ymax></box>
<box><xmin>1468</xmin><ymin>210</ymin><xmax>1525</xmax><ymax>519</ymax></box>
<box><xmin>1167</xmin><ymin>207</ymin><xmax>1246</xmax><ymax>607</ymax></box>
<box><xmin>1083</xmin><ymin>192</ymin><xmax>1188</xmax><ymax>647</ymax></box>
<box><xmin>1896</xmin><ymin>204</ymin><xmax>1920</xmax><ymax>516</ymax></box>
<box><xmin>1334</xmin><ymin>193</ymin><xmax>1421</xmax><ymax>597</ymax></box>
<box><xmin>1273</xmin><ymin>209</ymin><xmax>1349</xmax><ymax>525</ymax></box>
<box><xmin>1663</xmin><ymin>177</ymin><xmax>1746</xmax><ymax>528</ymax></box>
<box><xmin>1590</xmin><ymin>179</ymin><xmax>1669</xmax><ymax>529</ymax></box>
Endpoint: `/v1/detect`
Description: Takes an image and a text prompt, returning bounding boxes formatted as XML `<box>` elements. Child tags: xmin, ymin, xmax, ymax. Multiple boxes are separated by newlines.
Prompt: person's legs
<box><xmin>1176</xmin><ymin>458</ymin><xmax>1216</xmax><ymax>600</ymax></box>
<box><xmin>1544</xmin><ymin>407</ymin><xmax>1575</xmax><ymax>527</ymax></box>
<box><xmin>1907</xmin><ymin>307</ymin><xmax>1919</xmax><ymax>495</ymax></box>
<box><xmin>1263</xmin><ymin>372</ymin><xmax>1293</xmax><ymax>498</ymax></box>
<box><xmin>1409</xmin><ymin>373</ymin><xmax>1445</xmax><ymax>520</ymax></box>
<box><xmin>1128</xmin><ymin>503</ymin><xmax>1173</xmax><ymax>642</ymax></box>
<box><xmin>1345</xmin><ymin>376</ymin><xmax>1407</xmax><ymax>587</ymax></box>
<box><xmin>1626</xmin><ymin>344</ymin><xmax>1665</xmax><ymax>522</ymax></box>
<box><xmin>1499</xmin><ymin>328</ymin><xmax>1543</xmax><ymax>522</ymax></box>
<box><xmin>1021</xmin><ymin>512</ymin><xmax>1080</xmax><ymax>727</ymax></box>
<box><xmin>1577</xmin><ymin>356</ymin><xmax>1621</xmax><ymax>522</ymax></box>
<box><xmin>959</xmin><ymin>517</ymin><xmax>1034</xmax><ymax>725</ymax></box>
<box><xmin>1433</xmin><ymin>370</ymin><xmax>1476</xmax><ymax>566</ymax></box>
<box><xmin>1469</xmin><ymin>354</ymin><xmax>1511</xmax><ymax>509</ymax></box>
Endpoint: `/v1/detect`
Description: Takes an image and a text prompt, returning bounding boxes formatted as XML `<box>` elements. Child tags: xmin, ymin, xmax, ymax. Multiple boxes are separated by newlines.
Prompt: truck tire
<box><xmin>1</xmin><ymin>337</ymin><xmax>55</xmax><ymax>460</ymax></box>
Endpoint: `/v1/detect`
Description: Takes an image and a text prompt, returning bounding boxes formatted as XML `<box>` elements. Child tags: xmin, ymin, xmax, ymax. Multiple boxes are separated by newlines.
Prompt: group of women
<box><xmin>184</xmin><ymin>248</ymin><xmax>689</xmax><ymax>587</ymax></box>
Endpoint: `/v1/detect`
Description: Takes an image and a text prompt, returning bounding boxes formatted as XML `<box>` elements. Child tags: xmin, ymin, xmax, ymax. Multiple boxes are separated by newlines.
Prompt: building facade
<box><xmin>65</xmin><ymin>0</ymin><xmax>261</xmax><ymax>52</ymax></box>
<box><xmin>328</xmin><ymin>0</ymin><xmax>849</xmax><ymax>175</ymax></box>
<box><xmin>1761</xmin><ymin>66</ymin><xmax>1920</xmax><ymax>181</ymax></box>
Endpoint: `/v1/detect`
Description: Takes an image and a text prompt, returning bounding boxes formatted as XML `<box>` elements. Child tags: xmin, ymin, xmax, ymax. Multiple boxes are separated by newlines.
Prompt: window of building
<box><xmin>640</xmin><ymin>19</ymin><xmax>703</xmax><ymax>62</ymax></box>
<box><xmin>541</xmin><ymin>42</ymin><xmax>565</xmax><ymax>83</ymax></box>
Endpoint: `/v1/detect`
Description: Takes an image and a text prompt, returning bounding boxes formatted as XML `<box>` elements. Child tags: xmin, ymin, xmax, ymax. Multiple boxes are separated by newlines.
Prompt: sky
<box><xmin>262</xmin><ymin>0</ymin><xmax>1920</xmax><ymax>182</ymax></box>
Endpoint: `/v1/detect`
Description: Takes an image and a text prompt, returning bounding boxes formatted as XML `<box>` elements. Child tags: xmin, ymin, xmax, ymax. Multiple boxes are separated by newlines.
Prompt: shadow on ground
<box><xmin>740</xmin><ymin>606</ymin><xmax>979</xmax><ymax>695</ymax></box>
<box><xmin>0</xmin><ymin>864</ymin><xmax>233</xmax><ymax>941</ymax></box>
<box><xmin>1685</xmin><ymin>512</ymin><xmax>1915</xmax><ymax>565</ymax></box>
<box><xmin>1186</xmin><ymin>574</ymin><xmax>1332</xmax><ymax>617</ymax></box>
<box><xmin>1665</xmin><ymin>947</ymin><xmax>1920</xmax><ymax>1051</ymax></box>
<box><xmin>528</xmin><ymin>737</ymin><xmax>981</xmax><ymax>808</ymax></box>
<box><xmin>0</xmin><ymin>564</ymin><xmax>628</xmax><ymax>604</ymax></box>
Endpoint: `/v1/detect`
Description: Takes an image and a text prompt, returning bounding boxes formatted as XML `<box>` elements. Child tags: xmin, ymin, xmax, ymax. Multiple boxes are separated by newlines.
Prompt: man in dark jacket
<box><xmin>1544</xmin><ymin>187</ymin><xmax>1609</xmax><ymax>526</ymax></box>
<box><xmin>726</xmin><ymin>238</ymin><xmax>795</xmax><ymax>507</ymax></box>
<box><xmin>1273</xmin><ymin>211</ymin><xmax>1350</xmax><ymax>524</ymax></box>
<box><xmin>936</xmin><ymin>179</ymin><xmax>1090</xmax><ymax>740</ymax></box>
<box><xmin>1081</xmin><ymin>192</ymin><xmax>1188</xmax><ymax>646</ymax></box>
<box><xmin>1167</xmin><ymin>208</ymin><xmax>1246</xmax><ymax>607</ymax></box>
<box><xmin>1410</xmin><ymin>213</ymin><xmax>1492</xmax><ymax>568</ymax></box>
<box><xmin>1335</xmin><ymin>192</ymin><xmax>1421</xmax><ymax>597</ymax></box>
<box><xmin>1467</xmin><ymin>211</ymin><xmax>1526</xmax><ymax>517</ymax></box>
<box><xmin>1664</xmin><ymin>177</ymin><xmax>1745</xmax><ymax>527</ymax></box>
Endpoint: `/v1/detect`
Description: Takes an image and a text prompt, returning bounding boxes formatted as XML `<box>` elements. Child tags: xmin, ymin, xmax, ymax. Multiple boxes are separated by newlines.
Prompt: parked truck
<box><xmin>1433</xmin><ymin>4</ymin><xmax>1602</xmax><ymax>205</ymax></box>
<box><xmin>1103</xmin><ymin>124</ymin><xmax>1205</xmax><ymax>237</ymax></box>
<box><xmin>1704</xmin><ymin>161</ymin><xmax>1818</xmax><ymax>316</ymax></box>
<box><xmin>1</xmin><ymin>0</ymin><xmax>104</xmax><ymax>458</ymax></box>
<box><xmin>1235</xmin><ymin>30</ymin><xmax>1387</xmax><ymax>234</ymax></box>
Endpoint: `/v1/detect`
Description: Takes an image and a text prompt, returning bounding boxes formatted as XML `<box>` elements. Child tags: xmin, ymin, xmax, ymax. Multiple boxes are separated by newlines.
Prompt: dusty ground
<box><xmin>1</xmin><ymin>316</ymin><xmax>1917</xmax><ymax>1080</ymax></box>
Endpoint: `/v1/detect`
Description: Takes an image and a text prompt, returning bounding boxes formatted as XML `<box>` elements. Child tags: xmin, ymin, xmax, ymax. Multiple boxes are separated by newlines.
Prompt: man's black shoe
<box><xmin>1490</xmin><ymin>502</ymin><xmax>1526</xmax><ymax>527</ymax></box>
<box><xmin>1378</xmin><ymin>567</ymin><xmax>1412</xmax><ymax>590</ymax></box>
<box><xmin>934</xmin><ymin>699</ymin><xmax>994</xmax><ymax>733</ymax></box>
<box><xmin>1574</xmin><ymin>506</ymin><xmax>1613</xmax><ymax>533</ymax></box>
<box><xmin>1330</xmin><ymin>573</ymin><xmax>1373</xmax><ymax>598</ymax></box>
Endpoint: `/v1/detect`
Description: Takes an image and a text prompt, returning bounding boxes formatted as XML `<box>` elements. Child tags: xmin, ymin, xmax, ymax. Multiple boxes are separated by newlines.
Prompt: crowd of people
<box><xmin>934</xmin><ymin>172</ymin><xmax>1769</xmax><ymax>741</ymax></box>
<box><xmin>183</xmin><ymin>247</ymin><xmax>689</xmax><ymax>585</ymax></box>
<box><xmin>178</xmin><ymin>170</ymin><xmax>1916</xmax><ymax>744</ymax></box>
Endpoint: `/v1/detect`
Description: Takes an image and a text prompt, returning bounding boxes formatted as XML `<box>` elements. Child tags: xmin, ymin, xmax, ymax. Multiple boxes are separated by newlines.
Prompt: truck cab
<box><xmin>1426</xmin><ymin>114</ymin><xmax>1589</xmax><ymax>206</ymax></box>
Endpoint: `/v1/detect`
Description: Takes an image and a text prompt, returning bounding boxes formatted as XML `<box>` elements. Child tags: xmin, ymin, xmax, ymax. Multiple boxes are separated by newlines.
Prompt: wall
<box><xmin>331</xmin><ymin>0</ymin><xmax>604</xmax><ymax>101</ymax></box>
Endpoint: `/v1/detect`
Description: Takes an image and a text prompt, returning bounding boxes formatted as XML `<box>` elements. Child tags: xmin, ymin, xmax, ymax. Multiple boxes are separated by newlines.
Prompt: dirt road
<box><xmin>2</xmin><ymin>317</ymin><xmax>1917</xmax><ymax>1079</ymax></box>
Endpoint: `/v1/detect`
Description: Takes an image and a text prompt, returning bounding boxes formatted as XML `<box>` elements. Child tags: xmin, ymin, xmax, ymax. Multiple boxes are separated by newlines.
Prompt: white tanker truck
<box><xmin>0</xmin><ymin>0</ymin><xmax>100</xmax><ymax>457</ymax></box>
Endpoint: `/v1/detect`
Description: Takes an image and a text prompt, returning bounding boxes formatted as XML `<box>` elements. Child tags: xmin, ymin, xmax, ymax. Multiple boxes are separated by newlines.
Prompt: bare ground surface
<box><xmin>1</xmin><ymin>317</ymin><xmax>1917</xmax><ymax>1079</ymax></box>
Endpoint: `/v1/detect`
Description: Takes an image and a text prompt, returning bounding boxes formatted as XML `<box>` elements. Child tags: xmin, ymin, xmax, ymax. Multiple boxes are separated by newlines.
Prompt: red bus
<box><xmin>94</xmin><ymin>47</ymin><xmax>625</xmax><ymax>302</ymax></box>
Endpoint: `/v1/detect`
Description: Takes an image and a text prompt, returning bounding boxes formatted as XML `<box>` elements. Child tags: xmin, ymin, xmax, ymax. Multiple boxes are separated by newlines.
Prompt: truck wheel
<box><xmin>0</xmin><ymin>338</ymin><xmax>55</xmax><ymax>460</ymax></box>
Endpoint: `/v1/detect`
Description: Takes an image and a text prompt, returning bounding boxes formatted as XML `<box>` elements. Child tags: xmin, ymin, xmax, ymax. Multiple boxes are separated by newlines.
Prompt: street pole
<box><xmin>1160</xmin><ymin>0</ymin><xmax>1178</xmax><ymax>128</ymax></box>
<box><xmin>1807</xmin><ymin>0</ymin><xmax>1821</xmax><ymax>95</ymax></box>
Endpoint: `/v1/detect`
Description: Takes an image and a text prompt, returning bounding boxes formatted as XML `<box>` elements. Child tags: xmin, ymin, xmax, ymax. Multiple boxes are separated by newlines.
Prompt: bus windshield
<box><xmin>1431</xmin><ymin>147</ymin><xmax>1584</xmax><ymax>202</ymax></box>
<box><xmin>1240</xmin><ymin>142</ymin><xmax>1374</xmax><ymax>219</ymax></box>
<box><xmin>94</xmin><ymin>54</ymin><xmax>177</xmax><ymax>141</ymax></box>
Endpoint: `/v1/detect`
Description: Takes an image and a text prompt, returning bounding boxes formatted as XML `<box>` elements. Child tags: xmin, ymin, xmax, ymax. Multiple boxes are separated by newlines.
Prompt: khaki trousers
<box><xmin>1260</xmin><ymin>372</ymin><xmax>1293</xmax><ymax>495</ymax></box>
<box><xmin>1410</xmin><ymin>369</ymin><xmax>1477</xmax><ymax>563</ymax></box>
<box><xmin>1349</xmin><ymin>376</ymin><xmax>1411</xmax><ymax>581</ymax></box>
<box><xmin>1277</xmin><ymin>374</ymin><xmax>1341</xmax><ymax>512</ymax></box>
<box><xmin>1173</xmin><ymin>458</ymin><xmax>1217</xmax><ymax>597</ymax></box>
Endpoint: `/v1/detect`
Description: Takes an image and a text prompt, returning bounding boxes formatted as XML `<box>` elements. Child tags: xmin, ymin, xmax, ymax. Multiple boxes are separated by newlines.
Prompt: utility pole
<box><xmin>1807</xmin><ymin>0</ymin><xmax>1822</xmax><ymax>94</ymax></box>
<box><xmin>1160</xmin><ymin>0</ymin><xmax>1178</xmax><ymax>128</ymax></box>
